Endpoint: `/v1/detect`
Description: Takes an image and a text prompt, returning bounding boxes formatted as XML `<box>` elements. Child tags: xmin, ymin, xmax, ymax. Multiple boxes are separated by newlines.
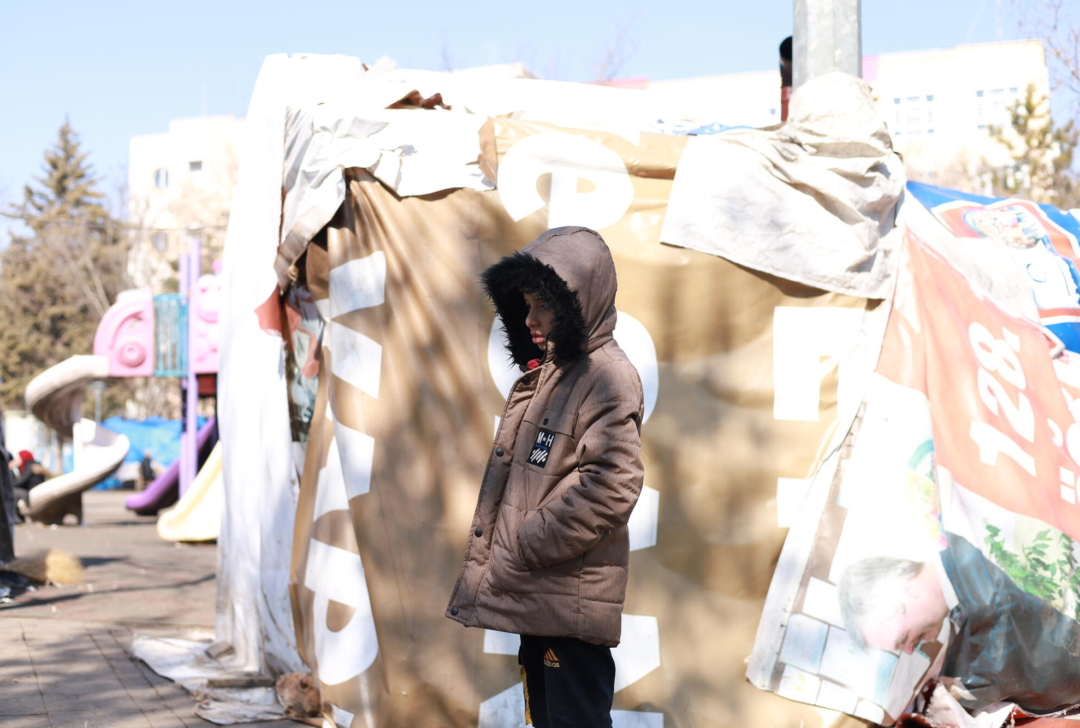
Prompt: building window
<box><xmin>891</xmin><ymin>93</ymin><xmax>935</xmax><ymax>137</ymax></box>
<box><xmin>189</xmin><ymin>160</ymin><xmax>203</xmax><ymax>172</ymax></box>
<box><xmin>153</xmin><ymin>168</ymin><xmax>168</xmax><ymax>189</ymax></box>
<box><xmin>152</xmin><ymin>232</ymin><xmax>168</xmax><ymax>252</ymax></box>
<box><xmin>976</xmin><ymin>87</ymin><xmax>1020</xmax><ymax>129</ymax></box>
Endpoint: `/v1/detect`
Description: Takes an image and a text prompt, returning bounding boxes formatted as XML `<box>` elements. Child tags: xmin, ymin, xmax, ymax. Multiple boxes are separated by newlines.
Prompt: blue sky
<box><xmin>0</xmin><ymin>0</ymin><xmax>1048</xmax><ymax>219</ymax></box>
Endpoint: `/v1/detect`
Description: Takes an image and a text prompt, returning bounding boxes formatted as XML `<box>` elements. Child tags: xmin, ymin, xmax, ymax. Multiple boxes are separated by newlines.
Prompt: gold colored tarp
<box><xmin>290</xmin><ymin>119</ymin><xmax>874</xmax><ymax>727</ymax></box>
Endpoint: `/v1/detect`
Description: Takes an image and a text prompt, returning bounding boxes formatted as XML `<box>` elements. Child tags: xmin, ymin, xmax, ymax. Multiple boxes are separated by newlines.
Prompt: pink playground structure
<box><xmin>25</xmin><ymin>243</ymin><xmax>221</xmax><ymax>522</ymax></box>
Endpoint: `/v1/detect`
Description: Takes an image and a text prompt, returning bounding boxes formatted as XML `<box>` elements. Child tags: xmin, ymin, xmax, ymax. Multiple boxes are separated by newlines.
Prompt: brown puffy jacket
<box><xmin>446</xmin><ymin>227</ymin><xmax>644</xmax><ymax>647</ymax></box>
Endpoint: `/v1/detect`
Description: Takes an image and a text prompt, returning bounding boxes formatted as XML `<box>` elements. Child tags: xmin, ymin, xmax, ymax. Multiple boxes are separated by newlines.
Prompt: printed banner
<box><xmin>749</xmin><ymin>219</ymin><xmax>1080</xmax><ymax>723</ymax></box>
<box><xmin>287</xmin><ymin>120</ymin><xmax>879</xmax><ymax>727</ymax></box>
<box><xmin>908</xmin><ymin>181</ymin><xmax>1080</xmax><ymax>353</ymax></box>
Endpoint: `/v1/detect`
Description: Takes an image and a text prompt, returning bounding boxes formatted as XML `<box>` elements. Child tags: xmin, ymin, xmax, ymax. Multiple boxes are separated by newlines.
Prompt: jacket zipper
<box><xmin>453</xmin><ymin>362</ymin><xmax>552</xmax><ymax>614</ymax></box>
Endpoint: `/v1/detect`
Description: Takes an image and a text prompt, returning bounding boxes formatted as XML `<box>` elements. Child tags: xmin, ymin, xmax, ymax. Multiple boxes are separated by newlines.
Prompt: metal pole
<box><xmin>793</xmin><ymin>0</ymin><xmax>862</xmax><ymax>88</ymax></box>
<box><xmin>181</xmin><ymin>231</ymin><xmax>201</xmax><ymax>497</ymax></box>
<box><xmin>178</xmin><ymin>251</ymin><xmax>192</xmax><ymax>496</ymax></box>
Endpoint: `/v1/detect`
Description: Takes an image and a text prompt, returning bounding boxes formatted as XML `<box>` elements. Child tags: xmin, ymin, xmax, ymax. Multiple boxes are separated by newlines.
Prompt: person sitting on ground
<box><xmin>839</xmin><ymin>531</ymin><xmax>1080</xmax><ymax>714</ymax></box>
<box><xmin>11</xmin><ymin>450</ymin><xmax>49</xmax><ymax>524</ymax></box>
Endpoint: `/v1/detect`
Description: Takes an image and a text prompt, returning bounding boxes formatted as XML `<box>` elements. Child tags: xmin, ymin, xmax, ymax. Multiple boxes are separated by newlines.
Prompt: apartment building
<box><xmin>127</xmin><ymin>115</ymin><xmax>244</xmax><ymax>287</ymax></box>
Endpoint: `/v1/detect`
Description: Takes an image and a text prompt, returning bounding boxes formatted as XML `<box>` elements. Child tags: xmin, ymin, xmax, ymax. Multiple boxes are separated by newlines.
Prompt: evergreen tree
<box><xmin>988</xmin><ymin>84</ymin><xmax>1080</xmax><ymax>209</ymax></box>
<box><xmin>0</xmin><ymin>121</ymin><xmax>131</xmax><ymax>415</ymax></box>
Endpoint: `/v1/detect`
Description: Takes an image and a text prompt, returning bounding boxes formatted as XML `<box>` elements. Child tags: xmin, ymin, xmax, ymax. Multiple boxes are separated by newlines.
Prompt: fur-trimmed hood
<box><xmin>482</xmin><ymin>226</ymin><xmax>617</xmax><ymax>370</ymax></box>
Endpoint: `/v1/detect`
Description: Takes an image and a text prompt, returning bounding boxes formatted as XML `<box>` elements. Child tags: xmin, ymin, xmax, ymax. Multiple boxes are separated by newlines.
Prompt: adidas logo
<box><xmin>543</xmin><ymin>649</ymin><xmax>560</xmax><ymax>668</ymax></box>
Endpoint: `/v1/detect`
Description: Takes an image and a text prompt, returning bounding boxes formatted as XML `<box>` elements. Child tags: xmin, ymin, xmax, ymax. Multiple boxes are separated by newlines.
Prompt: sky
<box><xmin>0</xmin><ymin>0</ymin><xmax>1054</xmax><ymax>225</ymax></box>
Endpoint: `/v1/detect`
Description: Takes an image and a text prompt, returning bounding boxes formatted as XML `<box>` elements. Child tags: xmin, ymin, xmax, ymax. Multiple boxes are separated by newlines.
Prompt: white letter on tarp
<box><xmin>304</xmin><ymin>539</ymin><xmax>379</xmax><ymax>686</ymax></box>
<box><xmin>498</xmin><ymin>132</ymin><xmax>633</xmax><ymax>231</ymax></box>
<box><xmin>773</xmin><ymin>307</ymin><xmax>864</xmax><ymax>421</ymax></box>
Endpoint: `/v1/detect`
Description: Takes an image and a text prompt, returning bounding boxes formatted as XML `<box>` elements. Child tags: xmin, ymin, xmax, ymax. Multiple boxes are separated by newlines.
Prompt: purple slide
<box><xmin>126</xmin><ymin>418</ymin><xmax>218</xmax><ymax>515</ymax></box>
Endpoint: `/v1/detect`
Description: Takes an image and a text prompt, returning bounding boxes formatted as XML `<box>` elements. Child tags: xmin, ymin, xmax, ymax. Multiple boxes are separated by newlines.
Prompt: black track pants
<box><xmin>518</xmin><ymin>634</ymin><xmax>615</xmax><ymax>728</ymax></box>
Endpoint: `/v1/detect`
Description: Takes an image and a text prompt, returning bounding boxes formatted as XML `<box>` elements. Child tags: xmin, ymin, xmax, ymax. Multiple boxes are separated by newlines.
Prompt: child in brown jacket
<box><xmin>447</xmin><ymin>226</ymin><xmax>645</xmax><ymax>727</ymax></box>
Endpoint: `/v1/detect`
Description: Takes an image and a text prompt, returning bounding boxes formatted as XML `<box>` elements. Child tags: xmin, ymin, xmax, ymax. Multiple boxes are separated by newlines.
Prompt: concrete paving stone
<box><xmin>126</xmin><ymin>688</ymin><xmax>190</xmax><ymax>716</ymax></box>
<box><xmin>0</xmin><ymin>690</ymin><xmax>45</xmax><ymax>716</ymax></box>
<box><xmin>0</xmin><ymin>623</ymin><xmax>23</xmax><ymax>638</ymax></box>
<box><xmin>48</xmin><ymin>711</ymin><xmax>155</xmax><ymax>728</ymax></box>
<box><xmin>120</xmin><ymin>675</ymin><xmax>185</xmax><ymax>705</ymax></box>
<box><xmin>26</xmin><ymin>634</ymin><xmax>97</xmax><ymax>651</ymax></box>
<box><xmin>43</xmin><ymin>678</ymin><xmax>131</xmax><ymax>697</ymax></box>
<box><xmin>0</xmin><ymin>674</ymin><xmax>41</xmax><ymax>690</ymax></box>
<box><xmin>0</xmin><ymin>661</ymin><xmax>32</xmax><ymax>676</ymax></box>
<box><xmin>146</xmin><ymin>717</ymin><xmax>192</xmax><ymax>728</ymax></box>
<box><xmin>117</xmin><ymin>674</ymin><xmax>162</xmax><ymax>696</ymax></box>
<box><xmin>1</xmin><ymin>492</ymin><xmax>293</xmax><ymax>727</ymax></box>
<box><xmin>116</xmin><ymin>674</ymin><xmax>167</xmax><ymax>698</ymax></box>
<box><xmin>128</xmin><ymin>700</ymin><xmax>187</xmax><ymax>718</ymax></box>
<box><xmin>0</xmin><ymin>716</ymin><xmax>52</xmax><ymax>728</ymax></box>
<box><xmin>43</xmin><ymin>690</ymin><xmax>143</xmax><ymax>714</ymax></box>
<box><xmin>106</xmin><ymin>660</ymin><xmax>157</xmax><ymax>684</ymax></box>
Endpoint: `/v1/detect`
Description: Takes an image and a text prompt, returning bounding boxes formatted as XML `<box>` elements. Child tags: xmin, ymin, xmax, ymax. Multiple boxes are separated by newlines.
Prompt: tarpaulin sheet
<box><xmin>287</xmin><ymin>117</ymin><xmax>887</xmax><ymax>727</ymax></box>
<box><xmin>660</xmin><ymin>73</ymin><xmax>905</xmax><ymax>300</ymax></box>
<box><xmin>748</xmin><ymin>199</ymin><xmax>1080</xmax><ymax>724</ymax></box>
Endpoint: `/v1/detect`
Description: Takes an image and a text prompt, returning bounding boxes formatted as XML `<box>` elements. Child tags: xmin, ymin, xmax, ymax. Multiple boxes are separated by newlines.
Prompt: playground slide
<box><xmin>126</xmin><ymin>418</ymin><xmax>217</xmax><ymax>516</ymax></box>
<box><xmin>157</xmin><ymin>442</ymin><xmax>223</xmax><ymax>542</ymax></box>
<box><xmin>24</xmin><ymin>356</ymin><xmax>130</xmax><ymax>520</ymax></box>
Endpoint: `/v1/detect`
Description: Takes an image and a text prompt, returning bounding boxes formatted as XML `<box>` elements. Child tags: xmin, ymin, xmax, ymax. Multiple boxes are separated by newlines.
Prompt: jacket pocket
<box><xmin>488</xmin><ymin>502</ymin><xmax>527</xmax><ymax>591</ymax></box>
<box><xmin>581</xmin><ymin>524</ymin><xmax>630</xmax><ymax>567</ymax></box>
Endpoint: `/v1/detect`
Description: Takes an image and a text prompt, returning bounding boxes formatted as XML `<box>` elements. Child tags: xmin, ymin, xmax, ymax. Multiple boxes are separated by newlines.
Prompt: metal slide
<box><xmin>23</xmin><ymin>355</ymin><xmax>130</xmax><ymax>520</ymax></box>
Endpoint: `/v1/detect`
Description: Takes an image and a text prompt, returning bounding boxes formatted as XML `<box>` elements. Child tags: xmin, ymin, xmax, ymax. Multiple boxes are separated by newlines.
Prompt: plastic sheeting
<box><xmin>130</xmin><ymin>636</ymin><xmax>286</xmax><ymax>724</ymax></box>
<box><xmin>94</xmin><ymin>415</ymin><xmax>207</xmax><ymax>490</ymax></box>
<box><xmin>271</xmin><ymin>60</ymin><xmax>732</xmax><ymax>290</ymax></box>
<box><xmin>660</xmin><ymin>73</ymin><xmax>905</xmax><ymax>299</ymax></box>
<box><xmin>215</xmin><ymin>53</ymin><xmax>327</xmax><ymax>679</ymax></box>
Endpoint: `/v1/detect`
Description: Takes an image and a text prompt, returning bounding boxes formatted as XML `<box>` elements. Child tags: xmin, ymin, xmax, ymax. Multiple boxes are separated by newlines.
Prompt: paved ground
<box><xmin>0</xmin><ymin>490</ymin><xmax>295</xmax><ymax>727</ymax></box>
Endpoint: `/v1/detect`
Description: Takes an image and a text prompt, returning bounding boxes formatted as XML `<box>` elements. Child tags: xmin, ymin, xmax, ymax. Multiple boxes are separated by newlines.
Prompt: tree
<box><xmin>988</xmin><ymin>83</ymin><xmax>1080</xmax><ymax>209</ymax></box>
<box><xmin>1015</xmin><ymin>0</ymin><xmax>1080</xmax><ymax>119</ymax></box>
<box><xmin>0</xmin><ymin>121</ymin><xmax>132</xmax><ymax>417</ymax></box>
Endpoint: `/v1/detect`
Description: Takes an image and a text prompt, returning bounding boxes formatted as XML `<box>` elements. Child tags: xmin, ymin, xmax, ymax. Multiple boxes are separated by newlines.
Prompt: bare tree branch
<box><xmin>593</xmin><ymin>21</ymin><xmax>639</xmax><ymax>83</ymax></box>
<box><xmin>1014</xmin><ymin>0</ymin><xmax>1080</xmax><ymax>116</ymax></box>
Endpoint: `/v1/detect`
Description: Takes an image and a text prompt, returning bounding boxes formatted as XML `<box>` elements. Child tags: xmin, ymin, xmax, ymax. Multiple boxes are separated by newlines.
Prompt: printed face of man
<box><xmin>523</xmin><ymin>292</ymin><xmax>554</xmax><ymax>347</ymax></box>
<box><xmin>858</xmin><ymin>569</ymin><xmax>950</xmax><ymax>654</ymax></box>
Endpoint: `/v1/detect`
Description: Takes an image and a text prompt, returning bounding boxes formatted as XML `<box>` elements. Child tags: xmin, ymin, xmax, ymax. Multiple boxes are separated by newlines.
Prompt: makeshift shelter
<box><xmin>139</xmin><ymin>53</ymin><xmax>1080</xmax><ymax>728</ymax></box>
